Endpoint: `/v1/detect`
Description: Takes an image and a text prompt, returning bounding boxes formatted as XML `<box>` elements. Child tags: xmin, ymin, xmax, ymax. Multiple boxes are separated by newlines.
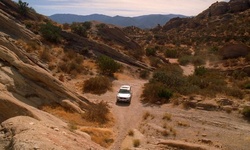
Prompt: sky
<box><xmin>13</xmin><ymin>0</ymin><xmax>230</xmax><ymax>17</ymax></box>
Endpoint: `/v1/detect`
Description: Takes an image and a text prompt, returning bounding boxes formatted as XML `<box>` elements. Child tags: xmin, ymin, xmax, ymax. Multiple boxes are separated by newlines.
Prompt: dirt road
<box><xmin>84</xmin><ymin>75</ymin><xmax>250</xmax><ymax>150</ymax></box>
<box><xmin>84</xmin><ymin>78</ymin><xmax>147</xmax><ymax>150</ymax></box>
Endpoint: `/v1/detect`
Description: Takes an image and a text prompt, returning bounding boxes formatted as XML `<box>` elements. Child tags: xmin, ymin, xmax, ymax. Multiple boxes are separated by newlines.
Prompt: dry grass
<box><xmin>177</xmin><ymin>121</ymin><xmax>190</xmax><ymax>127</ymax></box>
<box><xmin>68</xmin><ymin>122</ymin><xmax>78</xmax><ymax>132</ymax></box>
<box><xmin>81</xmin><ymin>128</ymin><xmax>114</xmax><ymax>148</ymax></box>
<box><xmin>143</xmin><ymin>111</ymin><xmax>154</xmax><ymax>120</ymax></box>
<box><xmin>133</xmin><ymin>139</ymin><xmax>140</xmax><ymax>147</ymax></box>
<box><xmin>39</xmin><ymin>47</ymin><xmax>52</xmax><ymax>62</ymax></box>
<box><xmin>82</xmin><ymin>101</ymin><xmax>112</xmax><ymax>125</ymax></box>
<box><xmin>128</xmin><ymin>130</ymin><xmax>134</xmax><ymax>136</ymax></box>
<box><xmin>162</xmin><ymin>113</ymin><xmax>172</xmax><ymax>121</ymax></box>
<box><xmin>40</xmin><ymin>103</ymin><xmax>113</xmax><ymax>127</ymax></box>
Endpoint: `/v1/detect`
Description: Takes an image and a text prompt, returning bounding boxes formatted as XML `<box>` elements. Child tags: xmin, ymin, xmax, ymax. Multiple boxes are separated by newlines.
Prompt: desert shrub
<box><xmin>162</xmin><ymin>113</ymin><xmax>172</xmax><ymax>121</ymax></box>
<box><xmin>231</xmin><ymin>70</ymin><xmax>248</xmax><ymax>80</ymax></box>
<box><xmin>141</xmin><ymin>82</ymin><xmax>173</xmax><ymax>104</ymax></box>
<box><xmin>194</xmin><ymin>66</ymin><xmax>207</xmax><ymax>76</ymax></box>
<box><xmin>151</xmin><ymin>66</ymin><xmax>184</xmax><ymax>89</ymax></box>
<box><xmin>39</xmin><ymin>47</ymin><xmax>52</xmax><ymax>62</ymax></box>
<box><xmin>18</xmin><ymin>0</ymin><xmax>29</xmax><ymax>16</ymax></box>
<box><xmin>59</xmin><ymin>51</ymin><xmax>84</xmax><ymax>75</ymax></box>
<box><xmin>70</xmin><ymin>22</ymin><xmax>91</xmax><ymax>37</ymax></box>
<box><xmin>26</xmin><ymin>40</ymin><xmax>40</xmax><ymax>52</ymax></box>
<box><xmin>242</xmin><ymin>106</ymin><xmax>250</xmax><ymax>119</ymax></box>
<box><xmin>149</xmin><ymin>56</ymin><xmax>161</xmax><ymax>67</ymax></box>
<box><xmin>133</xmin><ymin>139</ymin><xmax>140</xmax><ymax>147</ymax></box>
<box><xmin>62</xmin><ymin>23</ymin><xmax>70</xmax><ymax>30</ymax></box>
<box><xmin>96</xmin><ymin>23</ymin><xmax>108</xmax><ymax>30</ymax></box>
<box><xmin>246</xmin><ymin>53</ymin><xmax>250</xmax><ymax>61</ymax></box>
<box><xmin>83</xmin><ymin>76</ymin><xmax>112</xmax><ymax>95</ymax></box>
<box><xmin>146</xmin><ymin>47</ymin><xmax>156</xmax><ymax>56</ymax></box>
<box><xmin>178</xmin><ymin>55</ymin><xmax>192</xmax><ymax>66</ymax></box>
<box><xmin>225</xmin><ymin>87</ymin><xmax>244</xmax><ymax>99</ymax></box>
<box><xmin>97</xmin><ymin>55</ymin><xmax>121</xmax><ymax>76</ymax></box>
<box><xmin>83</xmin><ymin>101</ymin><xmax>110</xmax><ymax>124</ymax></box>
<box><xmin>165</xmin><ymin>49</ymin><xmax>178</xmax><ymax>58</ymax></box>
<box><xmin>192</xmin><ymin>56</ymin><xmax>205</xmax><ymax>66</ymax></box>
<box><xmin>209</xmin><ymin>46</ymin><xmax>219</xmax><ymax>54</ymax></box>
<box><xmin>40</xmin><ymin>22</ymin><xmax>62</xmax><ymax>43</ymax></box>
<box><xmin>128</xmin><ymin>130</ymin><xmax>134</xmax><ymax>136</ymax></box>
<box><xmin>188</xmin><ymin>70</ymin><xmax>228</xmax><ymax>96</ymax></box>
<box><xmin>59</xmin><ymin>59</ymin><xmax>84</xmax><ymax>75</ymax></box>
<box><xmin>245</xmin><ymin>84</ymin><xmax>250</xmax><ymax>89</ymax></box>
<box><xmin>139</xmin><ymin>69</ymin><xmax>150</xmax><ymax>79</ymax></box>
<box><xmin>68</xmin><ymin>122</ymin><xmax>77</xmax><ymax>132</ymax></box>
<box><xmin>143</xmin><ymin>111</ymin><xmax>151</xmax><ymax>120</ymax></box>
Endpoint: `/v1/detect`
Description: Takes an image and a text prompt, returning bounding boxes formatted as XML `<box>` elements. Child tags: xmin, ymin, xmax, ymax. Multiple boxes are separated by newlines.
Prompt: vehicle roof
<box><xmin>120</xmin><ymin>85</ymin><xmax>131</xmax><ymax>90</ymax></box>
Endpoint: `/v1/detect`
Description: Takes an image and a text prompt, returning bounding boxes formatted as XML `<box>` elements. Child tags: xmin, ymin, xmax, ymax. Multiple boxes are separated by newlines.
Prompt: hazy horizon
<box><xmin>13</xmin><ymin>0</ymin><xmax>230</xmax><ymax>17</ymax></box>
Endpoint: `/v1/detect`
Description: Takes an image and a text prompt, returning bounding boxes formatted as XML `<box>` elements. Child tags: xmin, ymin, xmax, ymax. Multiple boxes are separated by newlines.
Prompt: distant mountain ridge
<box><xmin>49</xmin><ymin>14</ymin><xmax>187</xmax><ymax>29</ymax></box>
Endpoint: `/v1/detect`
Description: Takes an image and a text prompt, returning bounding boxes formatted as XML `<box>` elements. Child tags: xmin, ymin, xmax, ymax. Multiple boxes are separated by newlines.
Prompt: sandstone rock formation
<box><xmin>0</xmin><ymin>1</ymin><xmax>102</xmax><ymax>149</ymax></box>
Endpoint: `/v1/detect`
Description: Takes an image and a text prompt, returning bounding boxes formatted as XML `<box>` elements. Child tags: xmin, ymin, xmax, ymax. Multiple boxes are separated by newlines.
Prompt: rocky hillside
<box><xmin>0</xmin><ymin>0</ymin><xmax>113</xmax><ymax>149</ymax></box>
<box><xmin>0</xmin><ymin>0</ymin><xmax>250</xmax><ymax>149</ymax></box>
<box><xmin>154</xmin><ymin>0</ymin><xmax>250</xmax><ymax>46</ymax></box>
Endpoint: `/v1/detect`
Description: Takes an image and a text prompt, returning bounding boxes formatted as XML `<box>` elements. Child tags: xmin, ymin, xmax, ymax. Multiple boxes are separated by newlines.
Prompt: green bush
<box><xmin>83</xmin><ymin>76</ymin><xmax>112</xmax><ymax>95</ymax></box>
<box><xmin>194</xmin><ymin>66</ymin><xmax>207</xmax><ymax>76</ymax></box>
<box><xmin>18</xmin><ymin>0</ymin><xmax>29</xmax><ymax>16</ymax></box>
<box><xmin>178</xmin><ymin>55</ymin><xmax>192</xmax><ymax>66</ymax></box>
<box><xmin>225</xmin><ymin>87</ymin><xmax>244</xmax><ymax>99</ymax></box>
<box><xmin>149</xmin><ymin>56</ymin><xmax>161</xmax><ymax>68</ymax></box>
<box><xmin>245</xmin><ymin>84</ymin><xmax>250</xmax><ymax>89</ymax></box>
<box><xmin>165</xmin><ymin>49</ymin><xmax>178</xmax><ymax>58</ymax></box>
<box><xmin>146</xmin><ymin>48</ymin><xmax>156</xmax><ymax>56</ymax></box>
<box><xmin>40</xmin><ymin>22</ymin><xmax>62</xmax><ymax>43</ymax></box>
<box><xmin>192</xmin><ymin>56</ymin><xmax>205</xmax><ymax>66</ymax></box>
<box><xmin>97</xmin><ymin>55</ymin><xmax>121</xmax><ymax>76</ymax></box>
<box><xmin>71</xmin><ymin>22</ymin><xmax>92</xmax><ymax>37</ymax></box>
<box><xmin>151</xmin><ymin>66</ymin><xmax>184</xmax><ymax>89</ymax></box>
<box><xmin>242</xmin><ymin>106</ymin><xmax>250</xmax><ymax>119</ymax></box>
<box><xmin>139</xmin><ymin>69</ymin><xmax>150</xmax><ymax>79</ymax></box>
<box><xmin>141</xmin><ymin>82</ymin><xmax>173</xmax><ymax>104</ymax></box>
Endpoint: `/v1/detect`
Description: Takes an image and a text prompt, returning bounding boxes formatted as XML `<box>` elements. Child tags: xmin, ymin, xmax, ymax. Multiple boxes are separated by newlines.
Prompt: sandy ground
<box><xmin>83</xmin><ymin>72</ymin><xmax>250</xmax><ymax>150</ymax></box>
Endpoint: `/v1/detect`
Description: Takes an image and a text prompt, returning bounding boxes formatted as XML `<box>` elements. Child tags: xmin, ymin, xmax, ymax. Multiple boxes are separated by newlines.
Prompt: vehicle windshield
<box><xmin>119</xmin><ymin>89</ymin><xmax>130</xmax><ymax>94</ymax></box>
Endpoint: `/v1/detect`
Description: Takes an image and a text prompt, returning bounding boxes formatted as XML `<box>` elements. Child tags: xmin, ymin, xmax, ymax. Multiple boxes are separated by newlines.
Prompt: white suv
<box><xmin>116</xmin><ymin>85</ymin><xmax>132</xmax><ymax>103</ymax></box>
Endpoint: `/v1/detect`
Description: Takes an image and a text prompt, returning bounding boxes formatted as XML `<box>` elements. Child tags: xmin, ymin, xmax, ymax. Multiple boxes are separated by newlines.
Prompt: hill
<box><xmin>0</xmin><ymin>0</ymin><xmax>250</xmax><ymax>150</ymax></box>
<box><xmin>49</xmin><ymin>13</ymin><xmax>187</xmax><ymax>29</ymax></box>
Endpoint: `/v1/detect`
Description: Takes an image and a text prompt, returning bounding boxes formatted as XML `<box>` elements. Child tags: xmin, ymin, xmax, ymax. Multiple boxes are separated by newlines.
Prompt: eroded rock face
<box><xmin>229</xmin><ymin>0</ymin><xmax>250</xmax><ymax>13</ymax></box>
<box><xmin>197</xmin><ymin>0</ymin><xmax>250</xmax><ymax>19</ymax></box>
<box><xmin>1</xmin><ymin>116</ymin><xmax>104</xmax><ymax>150</ymax></box>
<box><xmin>0</xmin><ymin>95</ymin><xmax>37</xmax><ymax>123</ymax></box>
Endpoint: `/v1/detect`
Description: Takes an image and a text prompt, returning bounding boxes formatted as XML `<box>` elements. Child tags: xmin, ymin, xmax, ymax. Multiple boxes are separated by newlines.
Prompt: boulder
<box><xmin>219</xmin><ymin>44</ymin><xmax>250</xmax><ymax>59</ymax></box>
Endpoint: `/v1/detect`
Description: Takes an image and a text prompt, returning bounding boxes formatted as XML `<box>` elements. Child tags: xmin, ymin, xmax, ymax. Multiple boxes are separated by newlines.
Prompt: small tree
<box><xmin>97</xmin><ymin>55</ymin><xmax>121</xmax><ymax>76</ymax></box>
<box><xmin>146</xmin><ymin>48</ymin><xmax>156</xmax><ymax>56</ymax></box>
<box><xmin>18</xmin><ymin>0</ymin><xmax>29</xmax><ymax>16</ymax></box>
<box><xmin>71</xmin><ymin>22</ymin><xmax>92</xmax><ymax>37</ymax></box>
<box><xmin>40</xmin><ymin>22</ymin><xmax>62</xmax><ymax>43</ymax></box>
